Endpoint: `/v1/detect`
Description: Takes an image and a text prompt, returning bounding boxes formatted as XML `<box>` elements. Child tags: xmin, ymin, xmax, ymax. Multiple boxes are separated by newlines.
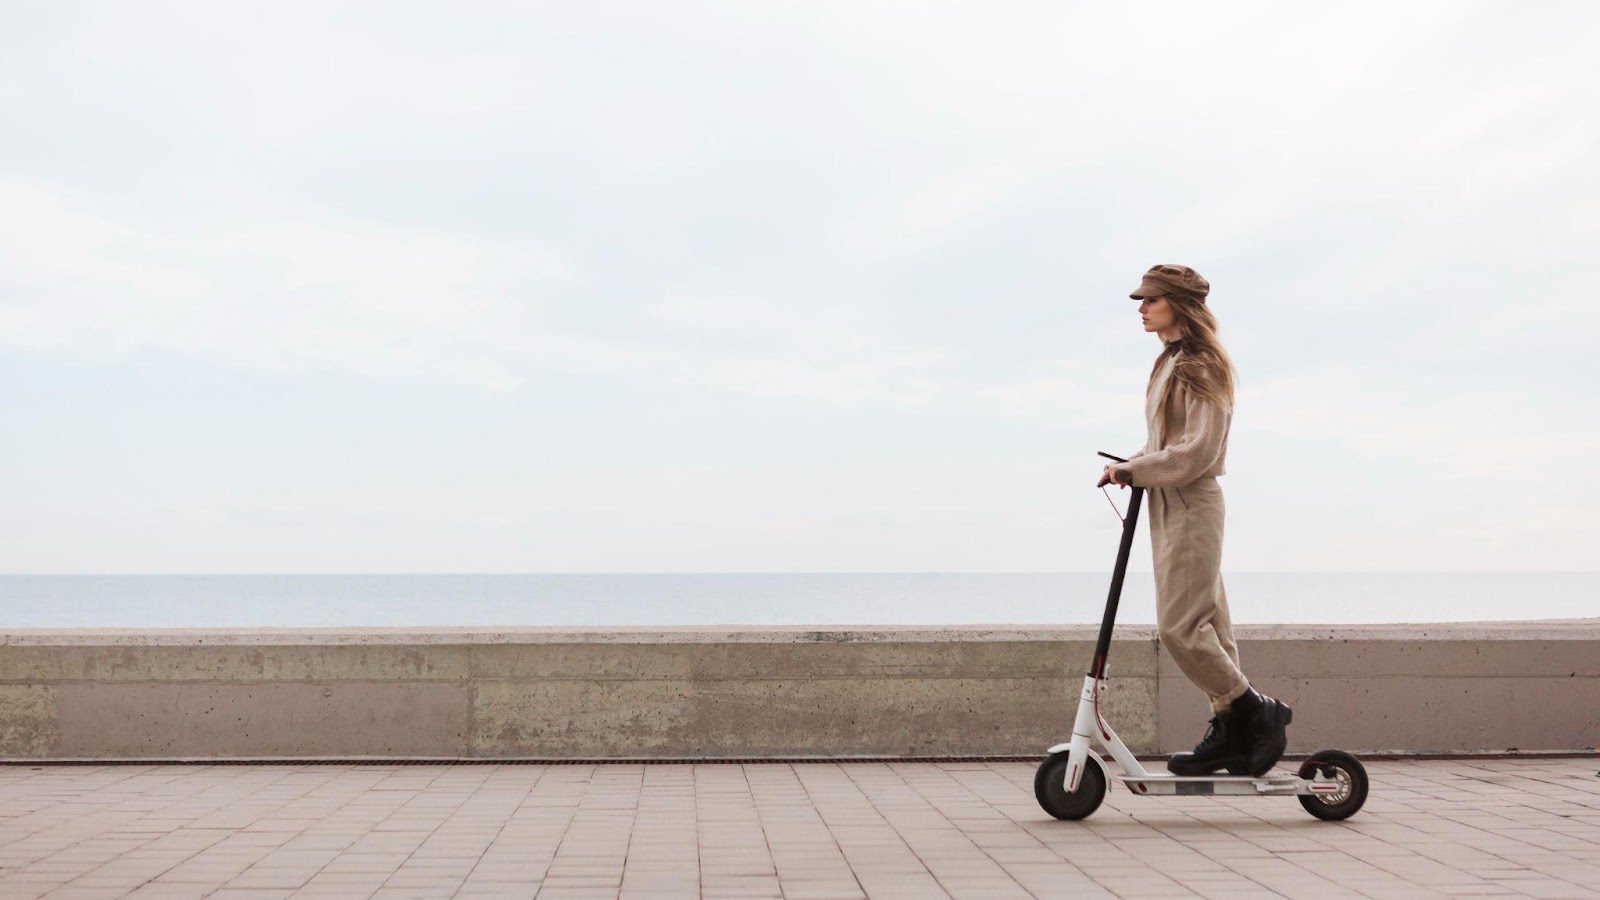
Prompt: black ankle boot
<box><xmin>1231</xmin><ymin>687</ymin><xmax>1293</xmax><ymax>777</ymax></box>
<box><xmin>1167</xmin><ymin>711</ymin><xmax>1247</xmax><ymax>776</ymax></box>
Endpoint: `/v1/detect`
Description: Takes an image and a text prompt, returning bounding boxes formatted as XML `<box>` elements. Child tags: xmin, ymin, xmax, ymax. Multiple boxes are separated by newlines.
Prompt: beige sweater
<box><xmin>1121</xmin><ymin>348</ymin><xmax>1231</xmax><ymax>488</ymax></box>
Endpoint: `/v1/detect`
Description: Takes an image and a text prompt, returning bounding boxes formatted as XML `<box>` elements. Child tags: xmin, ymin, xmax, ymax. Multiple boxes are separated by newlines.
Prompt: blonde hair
<box><xmin>1146</xmin><ymin>292</ymin><xmax>1236</xmax><ymax>410</ymax></box>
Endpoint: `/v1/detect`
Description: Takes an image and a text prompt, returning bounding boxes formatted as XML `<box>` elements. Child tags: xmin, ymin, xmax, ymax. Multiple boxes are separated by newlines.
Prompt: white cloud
<box><xmin>2</xmin><ymin>0</ymin><xmax>1599</xmax><ymax>572</ymax></box>
<box><xmin>0</xmin><ymin>176</ymin><xmax>574</xmax><ymax>387</ymax></box>
<box><xmin>1241</xmin><ymin>358</ymin><xmax>1599</xmax><ymax>482</ymax></box>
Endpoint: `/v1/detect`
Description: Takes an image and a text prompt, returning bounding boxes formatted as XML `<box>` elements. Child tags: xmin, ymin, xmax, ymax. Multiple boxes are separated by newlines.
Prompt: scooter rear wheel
<box><xmin>1297</xmin><ymin>749</ymin><xmax>1368</xmax><ymax>821</ymax></box>
<box><xmin>1034</xmin><ymin>750</ymin><xmax>1107</xmax><ymax>820</ymax></box>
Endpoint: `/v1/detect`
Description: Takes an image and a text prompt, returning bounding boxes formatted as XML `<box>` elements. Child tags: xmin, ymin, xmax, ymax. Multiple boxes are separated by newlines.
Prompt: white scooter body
<box><xmin>1050</xmin><ymin>675</ymin><xmax>1344</xmax><ymax>799</ymax></box>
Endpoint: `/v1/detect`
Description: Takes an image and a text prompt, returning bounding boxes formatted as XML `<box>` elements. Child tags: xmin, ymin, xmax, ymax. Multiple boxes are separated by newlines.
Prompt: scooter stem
<box><xmin>1090</xmin><ymin>485</ymin><xmax>1144</xmax><ymax>680</ymax></box>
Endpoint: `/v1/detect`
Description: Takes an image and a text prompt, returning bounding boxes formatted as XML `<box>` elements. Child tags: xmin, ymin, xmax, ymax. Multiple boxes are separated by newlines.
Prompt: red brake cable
<box><xmin>1101</xmin><ymin>485</ymin><xmax>1125</xmax><ymax>524</ymax></box>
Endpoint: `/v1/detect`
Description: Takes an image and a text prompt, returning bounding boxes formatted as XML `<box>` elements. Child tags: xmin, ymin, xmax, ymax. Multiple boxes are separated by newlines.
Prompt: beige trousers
<box><xmin>1148</xmin><ymin>476</ymin><xmax>1250</xmax><ymax>713</ymax></box>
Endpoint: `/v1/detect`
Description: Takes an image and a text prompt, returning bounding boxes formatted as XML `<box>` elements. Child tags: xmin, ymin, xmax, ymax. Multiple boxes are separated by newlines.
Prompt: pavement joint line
<box><xmin>5</xmin><ymin>750</ymin><xmax>1597</xmax><ymax>767</ymax></box>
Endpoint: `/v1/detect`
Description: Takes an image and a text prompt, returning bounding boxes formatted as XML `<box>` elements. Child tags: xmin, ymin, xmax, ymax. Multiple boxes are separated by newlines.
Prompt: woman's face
<box><xmin>1139</xmin><ymin>295</ymin><xmax>1175</xmax><ymax>334</ymax></box>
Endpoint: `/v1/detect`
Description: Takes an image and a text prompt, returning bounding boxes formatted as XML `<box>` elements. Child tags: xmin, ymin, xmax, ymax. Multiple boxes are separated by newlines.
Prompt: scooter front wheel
<box><xmin>1297</xmin><ymin>749</ymin><xmax>1368</xmax><ymax>821</ymax></box>
<box><xmin>1034</xmin><ymin>750</ymin><xmax>1107</xmax><ymax>820</ymax></box>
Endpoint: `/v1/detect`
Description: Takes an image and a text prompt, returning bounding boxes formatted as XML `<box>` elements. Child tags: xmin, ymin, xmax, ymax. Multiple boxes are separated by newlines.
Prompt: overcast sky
<box><xmin>2</xmin><ymin>1</ymin><xmax>1596</xmax><ymax>573</ymax></box>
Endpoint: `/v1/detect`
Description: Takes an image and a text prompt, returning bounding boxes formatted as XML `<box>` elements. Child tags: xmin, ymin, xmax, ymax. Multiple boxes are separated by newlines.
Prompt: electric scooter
<box><xmin>1034</xmin><ymin>452</ymin><xmax>1368</xmax><ymax>822</ymax></box>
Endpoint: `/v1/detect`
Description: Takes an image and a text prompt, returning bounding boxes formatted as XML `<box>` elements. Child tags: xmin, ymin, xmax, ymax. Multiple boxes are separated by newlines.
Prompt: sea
<box><xmin>2</xmin><ymin>573</ymin><xmax>1595</xmax><ymax>629</ymax></box>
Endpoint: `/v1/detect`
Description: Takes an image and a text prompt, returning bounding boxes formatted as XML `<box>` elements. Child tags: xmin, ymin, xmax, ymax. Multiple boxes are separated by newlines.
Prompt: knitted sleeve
<box><xmin>1121</xmin><ymin>392</ymin><xmax>1228</xmax><ymax>488</ymax></box>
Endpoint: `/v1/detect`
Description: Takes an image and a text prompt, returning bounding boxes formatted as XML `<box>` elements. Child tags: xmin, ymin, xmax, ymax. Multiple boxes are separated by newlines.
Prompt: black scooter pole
<box><xmin>1091</xmin><ymin>452</ymin><xmax>1142</xmax><ymax>681</ymax></box>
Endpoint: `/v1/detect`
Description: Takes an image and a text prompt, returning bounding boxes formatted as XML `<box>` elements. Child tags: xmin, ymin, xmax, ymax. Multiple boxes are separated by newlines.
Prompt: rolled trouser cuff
<box><xmin>1211</xmin><ymin>680</ymin><xmax>1251</xmax><ymax>713</ymax></box>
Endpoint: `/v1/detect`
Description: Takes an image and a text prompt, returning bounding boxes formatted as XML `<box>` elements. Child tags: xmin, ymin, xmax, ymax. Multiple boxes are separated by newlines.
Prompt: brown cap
<box><xmin>1130</xmin><ymin>264</ymin><xmax>1210</xmax><ymax>302</ymax></box>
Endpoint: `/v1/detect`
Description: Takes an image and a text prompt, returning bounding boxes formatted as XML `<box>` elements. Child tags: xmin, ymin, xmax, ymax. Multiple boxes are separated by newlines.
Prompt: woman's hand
<box><xmin>1097</xmin><ymin>466</ymin><xmax>1129</xmax><ymax>489</ymax></box>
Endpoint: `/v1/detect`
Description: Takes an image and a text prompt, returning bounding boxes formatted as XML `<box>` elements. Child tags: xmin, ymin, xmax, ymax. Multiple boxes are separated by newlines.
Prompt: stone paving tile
<box><xmin>2</xmin><ymin>758</ymin><xmax>1599</xmax><ymax>898</ymax></box>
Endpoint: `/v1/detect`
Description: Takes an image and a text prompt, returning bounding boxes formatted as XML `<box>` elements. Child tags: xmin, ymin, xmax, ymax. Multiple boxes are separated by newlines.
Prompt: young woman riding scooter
<box><xmin>1096</xmin><ymin>264</ymin><xmax>1291</xmax><ymax>777</ymax></box>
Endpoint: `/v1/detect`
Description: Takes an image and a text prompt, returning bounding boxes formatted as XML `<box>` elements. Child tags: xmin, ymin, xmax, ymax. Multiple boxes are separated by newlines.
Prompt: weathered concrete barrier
<box><xmin>1</xmin><ymin>623</ymin><xmax>1594</xmax><ymax>759</ymax></box>
<box><xmin>1159</xmin><ymin>622</ymin><xmax>1600</xmax><ymax>756</ymax></box>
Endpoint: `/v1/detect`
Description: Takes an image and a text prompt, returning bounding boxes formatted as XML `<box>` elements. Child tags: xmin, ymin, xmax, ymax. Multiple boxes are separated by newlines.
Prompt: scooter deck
<box><xmin>1116</xmin><ymin>770</ymin><xmax>1305</xmax><ymax>797</ymax></box>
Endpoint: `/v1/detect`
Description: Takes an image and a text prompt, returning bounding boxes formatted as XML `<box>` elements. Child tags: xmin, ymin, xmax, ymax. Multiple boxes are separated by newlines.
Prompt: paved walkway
<box><xmin>1</xmin><ymin>758</ymin><xmax>1597</xmax><ymax>899</ymax></box>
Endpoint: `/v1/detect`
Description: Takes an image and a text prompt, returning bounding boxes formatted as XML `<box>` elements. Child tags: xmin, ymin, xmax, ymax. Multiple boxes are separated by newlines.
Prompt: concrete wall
<box><xmin>2</xmin><ymin>623</ymin><xmax>1595</xmax><ymax>760</ymax></box>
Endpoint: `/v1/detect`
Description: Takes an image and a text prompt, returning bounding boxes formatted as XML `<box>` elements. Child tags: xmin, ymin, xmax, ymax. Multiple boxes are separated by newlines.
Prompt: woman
<box><xmin>1096</xmin><ymin>264</ymin><xmax>1291</xmax><ymax>777</ymax></box>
